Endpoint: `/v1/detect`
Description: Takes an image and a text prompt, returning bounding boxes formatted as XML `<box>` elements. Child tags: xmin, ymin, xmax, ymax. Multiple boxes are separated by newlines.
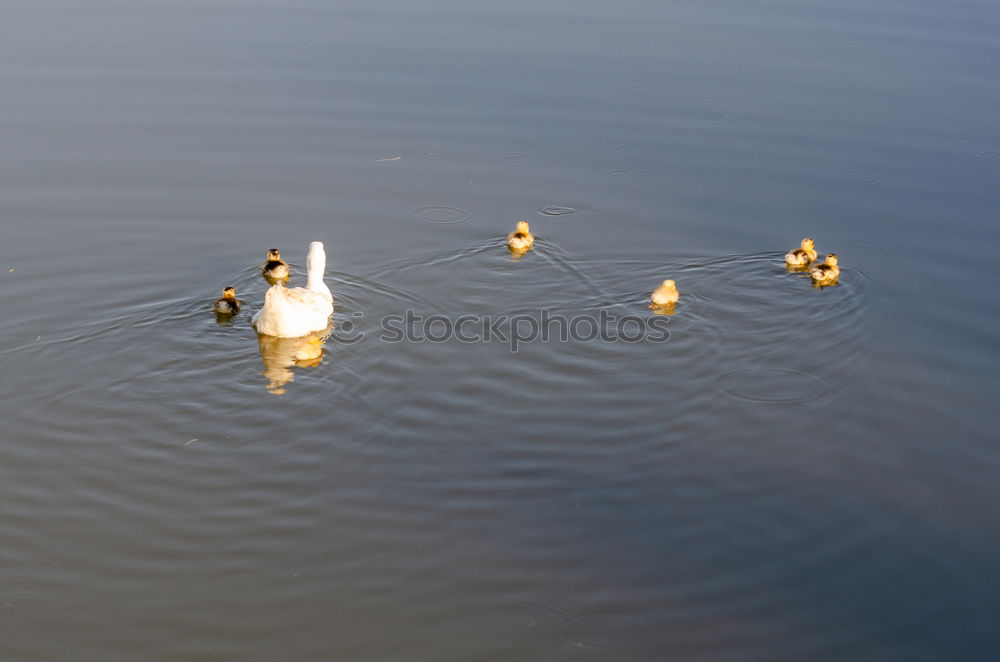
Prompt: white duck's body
<box><xmin>253</xmin><ymin>242</ymin><xmax>334</xmax><ymax>338</ymax></box>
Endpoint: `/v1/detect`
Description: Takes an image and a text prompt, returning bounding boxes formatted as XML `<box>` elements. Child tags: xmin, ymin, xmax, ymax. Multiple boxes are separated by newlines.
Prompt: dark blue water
<box><xmin>1</xmin><ymin>1</ymin><xmax>998</xmax><ymax>659</ymax></box>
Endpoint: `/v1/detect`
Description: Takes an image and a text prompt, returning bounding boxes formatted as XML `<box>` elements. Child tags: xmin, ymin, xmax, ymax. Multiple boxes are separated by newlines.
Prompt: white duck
<box><xmin>252</xmin><ymin>241</ymin><xmax>334</xmax><ymax>338</ymax></box>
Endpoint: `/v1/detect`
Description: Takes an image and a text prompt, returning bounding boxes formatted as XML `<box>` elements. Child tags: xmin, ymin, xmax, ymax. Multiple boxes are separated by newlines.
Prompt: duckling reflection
<box><xmin>261</xmin><ymin>248</ymin><xmax>290</xmax><ymax>283</ymax></box>
<box><xmin>508</xmin><ymin>245</ymin><xmax>530</xmax><ymax>262</ymax></box>
<box><xmin>256</xmin><ymin>328</ymin><xmax>329</xmax><ymax>395</ymax></box>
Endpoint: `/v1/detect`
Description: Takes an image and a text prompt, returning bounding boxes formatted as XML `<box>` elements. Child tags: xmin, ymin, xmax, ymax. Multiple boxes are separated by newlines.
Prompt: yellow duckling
<box><xmin>650</xmin><ymin>279</ymin><xmax>679</xmax><ymax>307</ymax></box>
<box><xmin>507</xmin><ymin>220</ymin><xmax>535</xmax><ymax>251</ymax></box>
<box><xmin>262</xmin><ymin>248</ymin><xmax>289</xmax><ymax>281</ymax></box>
<box><xmin>213</xmin><ymin>286</ymin><xmax>241</xmax><ymax>314</ymax></box>
<box><xmin>785</xmin><ymin>237</ymin><xmax>817</xmax><ymax>268</ymax></box>
<box><xmin>810</xmin><ymin>253</ymin><xmax>840</xmax><ymax>285</ymax></box>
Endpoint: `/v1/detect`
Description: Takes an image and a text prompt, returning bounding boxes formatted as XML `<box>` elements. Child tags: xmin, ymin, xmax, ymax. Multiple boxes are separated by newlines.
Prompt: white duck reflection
<box><xmin>257</xmin><ymin>328</ymin><xmax>329</xmax><ymax>395</ymax></box>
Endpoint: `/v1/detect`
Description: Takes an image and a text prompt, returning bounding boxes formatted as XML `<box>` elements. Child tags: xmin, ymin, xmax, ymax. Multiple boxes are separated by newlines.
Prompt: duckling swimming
<box><xmin>507</xmin><ymin>221</ymin><xmax>535</xmax><ymax>252</ymax></box>
<box><xmin>785</xmin><ymin>238</ymin><xmax>817</xmax><ymax>268</ymax></box>
<box><xmin>810</xmin><ymin>253</ymin><xmax>840</xmax><ymax>286</ymax></box>
<box><xmin>650</xmin><ymin>279</ymin><xmax>679</xmax><ymax>306</ymax></box>
<box><xmin>213</xmin><ymin>286</ymin><xmax>241</xmax><ymax>314</ymax></box>
<box><xmin>262</xmin><ymin>248</ymin><xmax>289</xmax><ymax>281</ymax></box>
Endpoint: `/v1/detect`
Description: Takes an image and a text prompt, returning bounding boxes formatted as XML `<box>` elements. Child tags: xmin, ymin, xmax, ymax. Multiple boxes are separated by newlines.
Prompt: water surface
<box><xmin>2</xmin><ymin>0</ymin><xmax>999</xmax><ymax>660</ymax></box>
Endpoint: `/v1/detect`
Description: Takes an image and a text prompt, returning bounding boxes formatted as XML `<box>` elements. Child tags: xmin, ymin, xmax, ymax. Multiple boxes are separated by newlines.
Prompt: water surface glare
<box><xmin>2</xmin><ymin>0</ymin><xmax>999</xmax><ymax>660</ymax></box>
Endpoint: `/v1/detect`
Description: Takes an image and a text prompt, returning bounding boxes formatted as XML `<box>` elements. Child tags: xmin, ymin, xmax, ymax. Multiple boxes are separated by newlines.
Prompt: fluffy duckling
<box><xmin>810</xmin><ymin>253</ymin><xmax>840</xmax><ymax>285</ymax></box>
<box><xmin>650</xmin><ymin>279</ymin><xmax>679</xmax><ymax>306</ymax></box>
<box><xmin>507</xmin><ymin>221</ymin><xmax>535</xmax><ymax>251</ymax></box>
<box><xmin>785</xmin><ymin>238</ymin><xmax>817</xmax><ymax>268</ymax></box>
<box><xmin>262</xmin><ymin>248</ymin><xmax>289</xmax><ymax>281</ymax></box>
<box><xmin>214</xmin><ymin>286</ymin><xmax>241</xmax><ymax>315</ymax></box>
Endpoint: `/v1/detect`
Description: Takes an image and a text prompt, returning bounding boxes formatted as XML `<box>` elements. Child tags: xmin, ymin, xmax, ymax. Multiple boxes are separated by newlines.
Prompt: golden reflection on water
<box><xmin>507</xmin><ymin>246</ymin><xmax>531</xmax><ymax>262</ymax></box>
<box><xmin>650</xmin><ymin>302</ymin><xmax>677</xmax><ymax>316</ymax></box>
<box><xmin>786</xmin><ymin>268</ymin><xmax>839</xmax><ymax>288</ymax></box>
<box><xmin>256</xmin><ymin>328</ymin><xmax>329</xmax><ymax>395</ymax></box>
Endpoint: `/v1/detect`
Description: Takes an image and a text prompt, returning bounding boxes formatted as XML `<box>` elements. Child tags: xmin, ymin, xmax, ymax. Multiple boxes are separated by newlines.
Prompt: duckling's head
<box><xmin>825</xmin><ymin>253</ymin><xmax>839</xmax><ymax>265</ymax></box>
<box><xmin>801</xmin><ymin>238</ymin><xmax>815</xmax><ymax>250</ymax></box>
<box><xmin>267</xmin><ymin>248</ymin><xmax>281</xmax><ymax>260</ymax></box>
<box><xmin>222</xmin><ymin>286</ymin><xmax>236</xmax><ymax>298</ymax></box>
<box><xmin>515</xmin><ymin>220</ymin><xmax>531</xmax><ymax>234</ymax></box>
<box><xmin>662</xmin><ymin>279</ymin><xmax>676</xmax><ymax>289</ymax></box>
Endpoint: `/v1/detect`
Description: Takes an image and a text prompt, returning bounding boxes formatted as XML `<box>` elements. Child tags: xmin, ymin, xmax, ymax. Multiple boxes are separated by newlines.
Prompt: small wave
<box><xmin>562</xmin><ymin>613</ymin><xmax>647</xmax><ymax>650</ymax></box>
<box><xmin>413</xmin><ymin>205</ymin><xmax>472</xmax><ymax>224</ymax></box>
<box><xmin>716</xmin><ymin>367</ymin><xmax>831</xmax><ymax>404</ymax></box>
<box><xmin>501</xmin><ymin>151</ymin><xmax>532</xmax><ymax>164</ymax></box>
<box><xmin>538</xmin><ymin>205</ymin><xmax>577</xmax><ymax>216</ymax></box>
<box><xmin>419</xmin><ymin>147</ymin><xmax>459</xmax><ymax>160</ymax></box>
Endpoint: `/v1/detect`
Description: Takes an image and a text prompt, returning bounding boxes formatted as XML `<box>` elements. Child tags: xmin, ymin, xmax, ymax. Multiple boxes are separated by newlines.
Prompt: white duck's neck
<box><xmin>306</xmin><ymin>242</ymin><xmax>325</xmax><ymax>288</ymax></box>
<box><xmin>305</xmin><ymin>241</ymin><xmax>332</xmax><ymax>301</ymax></box>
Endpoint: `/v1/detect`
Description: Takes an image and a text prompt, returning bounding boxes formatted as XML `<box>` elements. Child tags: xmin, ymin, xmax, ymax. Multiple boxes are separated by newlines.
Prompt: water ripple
<box><xmin>501</xmin><ymin>151</ymin><xmax>532</xmax><ymax>164</ymax></box>
<box><xmin>414</xmin><ymin>206</ymin><xmax>472</xmax><ymax>224</ymax></box>
<box><xmin>716</xmin><ymin>367</ymin><xmax>831</xmax><ymax>404</ymax></box>
<box><xmin>562</xmin><ymin>613</ymin><xmax>648</xmax><ymax>650</ymax></box>
<box><xmin>538</xmin><ymin>205</ymin><xmax>577</xmax><ymax>216</ymax></box>
<box><xmin>420</xmin><ymin>147</ymin><xmax>459</xmax><ymax>160</ymax></box>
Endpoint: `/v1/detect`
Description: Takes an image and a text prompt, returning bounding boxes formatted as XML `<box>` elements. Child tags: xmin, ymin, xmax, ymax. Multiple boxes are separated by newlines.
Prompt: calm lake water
<box><xmin>2</xmin><ymin>0</ymin><xmax>999</xmax><ymax>659</ymax></box>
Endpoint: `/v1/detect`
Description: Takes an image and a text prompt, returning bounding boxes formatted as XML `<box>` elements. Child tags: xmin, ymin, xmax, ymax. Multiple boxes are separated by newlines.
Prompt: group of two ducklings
<box><xmin>212</xmin><ymin>249</ymin><xmax>286</xmax><ymax>314</ymax></box>
<box><xmin>214</xmin><ymin>226</ymin><xmax>841</xmax><ymax>316</ymax></box>
<box><xmin>784</xmin><ymin>238</ymin><xmax>841</xmax><ymax>284</ymax></box>
<box><xmin>504</xmin><ymin>221</ymin><xmax>684</xmax><ymax>310</ymax></box>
